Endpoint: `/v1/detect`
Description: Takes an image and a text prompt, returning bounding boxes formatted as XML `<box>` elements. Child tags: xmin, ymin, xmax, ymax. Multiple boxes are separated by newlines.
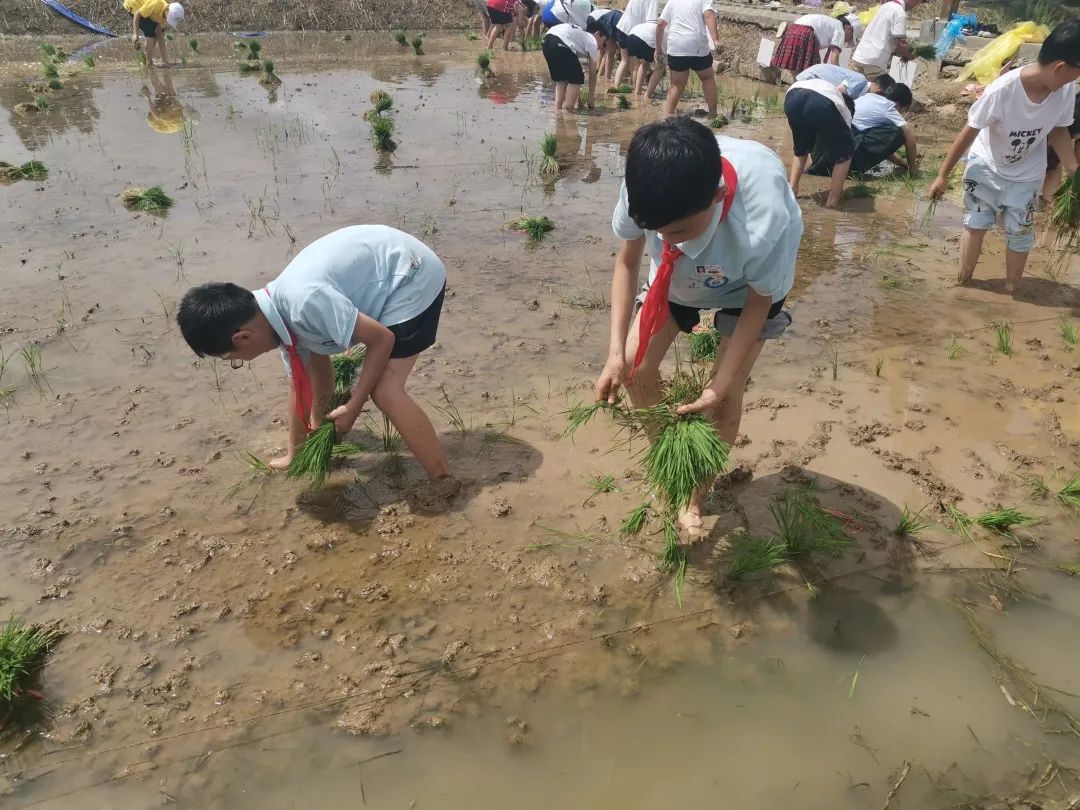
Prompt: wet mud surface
<box><xmin>1</xmin><ymin>31</ymin><xmax>1079</xmax><ymax>809</ymax></box>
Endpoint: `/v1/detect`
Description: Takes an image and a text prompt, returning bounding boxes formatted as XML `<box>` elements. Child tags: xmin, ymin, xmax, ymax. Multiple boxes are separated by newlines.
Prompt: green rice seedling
<box><xmin>477</xmin><ymin>50</ymin><xmax>493</xmax><ymax>74</ymax></box>
<box><xmin>919</xmin><ymin>198</ymin><xmax>938</xmax><ymax>230</ymax></box>
<box><xmin>166</xmin><ymin>32</ymin><xmax>174</xmax><ymax>41</ymax></box>
<box><xmin>563</xmin><ymin>400</ymin><xmax>620</xmax><ymax>437</ymax></box>
<box><xmin>770</xmin><ymin>489</ymin><xmax>851</xmax><ymax>557</ymax></box>
<box><xmin>946</xmin><ymin>335</ymin><xmax>964</xmax><ymax>360</ymax></box>
<box><xmin>874</xmin><ymin>356</ymin><xmax>884</xmax><ymax>377</ymax></box>
<box><xmin>331</xmin><ymin>442</ymin><xmax>363</xmax><ymax>459</ymax></box>
<box><xmin>120</xmin><ymin>185</ymin><xmax>174</xmax><ymax>213</ymax></box>
<box><xmin>1020</xmin><ymin>474</ymin><xmax>1050</xmax><ymax>499</ymax></box>
<box><xmin>642</xmin><ymin>411</ymin><xmax>730</xmax><ymax>512</ymax></box>
<box><xmin>20</xmin><ymin>345</ymin><xmax>47</xmax><ymax>391</ymax></box>
<box><xmin>509</xmin><ymin>215</ymin><xmax>554</xmax><ymax>243</ymax></box>
<box><xmin>620</xmin><ymin>502</ymin><xmax>651</xmax><ymax>536</ymax></box>
<box><xmin>82</xmin><ymin>54</ymin><xmax>95</xmax><ymax>68</ymax></box>
<box><xmin>913</xmin><ymin>43</ymin><xmax>938</xmax><ymax>59</ymax></box>
<box><xmin>607</xmin><ymin>84</ymin><xmax>633</xmax><ymax>94</ymax></box>
<box><xmin>136</xmin><ymin>50</ymin><xmax>147</xmax><ymax>67</ymax></box>
<box><xmin>539</xmin><ymin>133</ymin><xmax>559</xmax><ymax>176</ymax></box>
<box><xmin>467</xmin><ymin>32</ymin><xmax>478</xmax><ymax>41</ymax></box>
<box><xmin>259</xmin><ymin>60</ymin><xmax>281</xmax><ymax>85</ymax></box>
<box><xmin>39</xmin><ymin>43</ymin><xmax>57</xmax><ymax>59</ymax></box>
<box><xmin>764</xmin><ymin>94</ymin><xmax>782</xmax><ymax>113</ymax></box>
<box><xmin>688</xmin><ymin>327</ymin><xmax>720</xmax><ymax>362</ymax></box>
<box><xmin>42</xmin><ymin>61</ymin><xmax>58</xmax><ymax>79</ymax></box>
<box><xmin>394</xmin><ymin>30</ymin><xmax>408</xmax><ymax>46</ymax></box>
<box><xmin>240</xmin><ymin>450</ymin><xmax>272</xmax><ymax>472</ymax></box>
<box><xmin>285</xmin><ymin>422</ymin><xmax>337</xmax><ymax>488</ymax></box>
<box><xmin>893</xmin><ymin>505</ymin><xmax>930</xmax><ymax>538</ymax></box>
<box><xmin>709</xmin><ymin>115</ymin><xmax>729</xmax><ymax>129</ymax></box>
<box><xmin>827</xmin><ymin>343</ymin><xmax>839</xmax><ymax>380</ymax></box>
<box><xmin>331</xmin><ymin>346</ymin><xmax>366</xmax><ymax>395</ymax></box>
<box><xmin>188</xmin><ymin>37</ymin><xmax>199</xmax><ymax>52</ymax></box>
<box><xmin>1059</xmin><ymin>316</ymin><xmax>1078</xmax><ymax>346</ymax></box>
<box><xmin>238</xmin><ymin>61</ymin><xmax>260</xmax><ymax>74</ymax></box>
<box><xmin>0</xmin><ymin>387</ymin><xmax>16</xmax><ymax>408</ymax></box>
<box><xmin>1054</xmin><ymin>477</ymin><xmax>1080</xmax><ymax>510</ymax></box>
<box><xmin>971</xmin><ymin>508</ymin><xmax>1037</xmax><ymax>534</ymax></box>
<box><xmin>0</xmin><ymin>348</ymin><xmax>7</xmax><ymax>383</ymax></box>
<box><xmin>370</xmin><ymin>89</ymin><xmax>393</xmax><ymax>113</ymax></box>
<box><xmin>661</xmin><ymin>367</ymin><xmax>709</xmax><ymax>408</ymax></box>
<box><xmin>617</xmin><ymin>95</ymin><xmax>632</xmax><ymax>110</ymax></box>
<box><xmin>845</xmin><ymin>183</ymin><xmax>875</xmax><ymax>200</ymax></box>
<box><xmin>945</xmin><ymin>502</ymin><xmax>973</xmax><ymax>538</ymax></box>
<box><xmin>242</xmin><ymin>39</ymin><xmax>262</xmax><ymax>60</ymax></box>
<box><xmin>344</xmin><ymin>33</ymin><xmax>353</xmax><ymax>42</ymax></box>
<box><xmin>1</xmin><ymin>160</ymin><xmax>48</xmax><ymax>181</ymax></box>
<box><xmin>579</xmin><ymin>89</ymin><xmax>590</xmax><ymax>107</ymax></box>
<box><xmin>435</xmin><ymin>384</ymin><xmax>470</xmax><ymax>434</ymax></box>
<box><xmin>411</xmin><ymin>35</ymin><xmax>424</xmax><ymax>55</ymax></box>
<box><xmin>659</xmin><ymin>515</ymin><xmax>688</xmax><ymax>605</ymax></box>
<box><xmin>375</xmin><ymin>414</ymin><xmax>403</xmax><ymax>452</ymax></box>
<box><xmin>583</xmin><ymin>474</ymin><xmax>619</xmax><ymax>505</ymax></box>
<box><xmin>727</xmin><ymin>534</ymin><xmax>788</xmax><ymax>580</ymax></box>
<box><xmin>1058</xmin><ymin>561</ymin><xmax>1080</xmax><ymax>576</ymax></box>
<box><xmin>0</xmin><ymin>617</ymin><xmax>59</xmax><ymax>707</ymax></box>
<box><xmin>993</xmin><ymin>321</ymin><xmax>1013</xmax><ymax>356</ymax></box>
<box><xmin>47</xmin><ymin>78</ymin><xmax>63</xmax><ymax>90</ymax></box>
<box><xmin>369</xmin><ymin>114</ymin><xmax>396</xmax><ymax>152</ymax></box>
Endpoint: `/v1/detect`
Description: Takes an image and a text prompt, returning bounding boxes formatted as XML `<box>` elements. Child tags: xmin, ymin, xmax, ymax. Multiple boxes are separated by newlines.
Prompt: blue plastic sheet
<box><xmin>935</xmin><ymin>14</ymin><xmax>976</xmax><ymax>58</ymax></box>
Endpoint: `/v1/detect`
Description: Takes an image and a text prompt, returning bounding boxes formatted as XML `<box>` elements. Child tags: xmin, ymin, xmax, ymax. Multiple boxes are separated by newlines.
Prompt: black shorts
<box><xmin>598</xmin><ymin>10</ymin><xmax>622</xmax><ymax>40</ymax></box>
<box><xmin>135</xmin><ymin>14</ymin><xmax>160</xmax><ymax>38</ymax></box>
<box><xmin>488</xmin><ymin>7</ymin><xmax>514</xmax><ymax>25</ymax></box>
<box><xmin>626</xmin><ymin>34</ymin><xmax>655</xmax><ymax>63</ymax></box>
<box><xmin>668</xmin><ymin>53</ymin><xmax>713</xmax><ymax>73</ymax></box>
<box><xmin>543</xmin><ymin>34</ymin><xmax>585</xmax><ymax>84</ymax></box>
<box><xmin>669</xmin><ymin>298</ymin><xmax>787</xmax><ymax>333</ymax></box>
<box><xmin>614</xmin><ymin>28</ymin><xmax>629</xmax><ymax>49</ymax></box>
<box><xmin>389</xmin><ymin>285</ymin><xmax>445</xmax><ymax>359</ymax></box>
<box><xmin>784</xmin><ymin>88</ymin><xmax>855</xmax><ymax>163</ymax></box>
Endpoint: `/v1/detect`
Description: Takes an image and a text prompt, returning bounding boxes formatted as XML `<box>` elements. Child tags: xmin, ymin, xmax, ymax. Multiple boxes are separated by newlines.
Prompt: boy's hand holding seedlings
<box><xmin>325</xmin><ymin>313</ymin><xmax>396</xmax><ymax>439</ymax></box>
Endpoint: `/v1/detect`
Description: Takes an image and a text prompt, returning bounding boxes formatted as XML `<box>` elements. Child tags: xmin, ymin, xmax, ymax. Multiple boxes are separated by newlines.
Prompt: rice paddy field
<box><xmin>1</xmin><ymin>30</ymin><xmax>1080</xmax><ymax>809</ymax></box>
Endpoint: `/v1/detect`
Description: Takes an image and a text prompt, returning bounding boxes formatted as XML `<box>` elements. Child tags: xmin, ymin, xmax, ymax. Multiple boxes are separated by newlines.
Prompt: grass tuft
<box><xmin>0</xmin><ymin>617</ymin><xmax>59</xmax><ymax>707</ymax></box>
<box><xmin>509</xmin><ymin>214</ymin><xmax>554</xmax><ymax>243</ymax></box>
<box><xmin>727</xmin><ymin>534</ymin><xmax>788</xmax><ymax>580</ymax></box>
<box><xmin>539</xmin><ymin>133</ymin><xmax>559</xmax><ymax>176</ymax></box>
<box><xmin>285</xmin><ymin>423</ymin><xmax>337</xmax><ymax>489</ymax></box>
<box><xmin>993</xmin><ymin>321</ymin><xmax>1013</xmax><ymax>356</ymax></box>
<box><xmin>120</xmin><ymin>185</ymin><xmax>174</xmax><ymax>213</ymax></box>
<box><xmin>82</xmin><ymin>54</ymin><xmax>95</xmax><ymax>68</ymax></box>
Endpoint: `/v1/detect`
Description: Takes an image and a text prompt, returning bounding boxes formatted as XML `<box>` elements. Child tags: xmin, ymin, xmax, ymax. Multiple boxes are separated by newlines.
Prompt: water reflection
<box><xmin>0</xmin><ymin>72</ymin><xmax>101</xmax><ymax>151</ymax></box>
<box><xmin>143</xmin><ymin>68</ymin><xmax>183</xmax><ymax>134</ymax></box>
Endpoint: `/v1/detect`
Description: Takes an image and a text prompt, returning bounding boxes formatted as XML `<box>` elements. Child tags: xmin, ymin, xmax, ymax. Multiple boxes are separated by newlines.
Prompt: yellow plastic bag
<box><xmin>958</xmin><ymin>21</ymin><xmax>1050</xmax><ymax>86</ymax></box>
<box><xmin>858</xmin><ymin>5</ymin><xmax>880</xmax><ymax>27</ymax></box>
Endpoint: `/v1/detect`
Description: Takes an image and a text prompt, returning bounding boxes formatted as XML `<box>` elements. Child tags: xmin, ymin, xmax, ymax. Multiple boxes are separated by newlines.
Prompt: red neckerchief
<box><xmin>260</xmin><ymin>288</ymin><xmax>313</xmax><ymax>432</ymax></box>
<box><xmin>631</xmin><ymin>157</ymin><xmax>738</xmax><ymax>377</ymax></box>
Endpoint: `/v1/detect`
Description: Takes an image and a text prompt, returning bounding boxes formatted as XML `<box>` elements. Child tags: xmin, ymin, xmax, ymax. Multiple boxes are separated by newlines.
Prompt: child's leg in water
<box><xmin>371</xmin><ymin>355</ymin><xmax>451</xmax><ymax>480</ymax></box>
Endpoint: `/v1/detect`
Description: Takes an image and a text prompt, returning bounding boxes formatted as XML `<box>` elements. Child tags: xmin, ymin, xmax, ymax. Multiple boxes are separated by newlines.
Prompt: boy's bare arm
<box><xmin>306</xmin><ymin>352</ymin><xmax>333</xmax><ymax>424</ymax></box>
<box><xmin>1049</xmin><ymin>126</ymin><xmax>1079</xmax><ymax>176</ymax></box>
<box><xmin>929</xmin><ymin>125</ymin><xmax>979</xmax><ymax>199</ymax></box>
<box><xmin>902</xmin><ymin>124</ymin><xmax>918</xmax><ymax>174</ymax></box>
<box><xmin>328</xmin><ymin>313</ymin><xmax>395</xmax><ymax>436</ymax></box>
<box><xmin>596</xmin><ymin>236</ymin><xmax>645</xmax><ymax>403</ymax></box>
<box><xmin>132</xmin><ymin>12</ymin><xmax>142</xmax><ymax>45</ymax></box>
<box><xmin>704</xmin><ymin>9</ymin><xmax>720</xmax><ymax>52</ymax></box>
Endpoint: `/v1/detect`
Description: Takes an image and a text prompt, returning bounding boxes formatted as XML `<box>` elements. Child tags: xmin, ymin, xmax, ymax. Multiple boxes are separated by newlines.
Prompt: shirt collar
<box><xmin>255</xmin><ymin>287</ymin><xmax>292</xmax><ymax>347</ymax></box>
<box><xmin>676</xmin><ymin>195</ymin><xmax>724</xmax><ymax>260</ymax></box>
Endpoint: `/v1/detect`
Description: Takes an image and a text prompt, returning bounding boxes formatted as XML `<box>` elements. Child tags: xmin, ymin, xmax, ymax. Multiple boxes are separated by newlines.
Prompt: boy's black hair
<box><xmin>585</xmin><ymin>17</ymin><xmax>604</xmax><ymax>35</ymax></box>
<box><xmin>843</xmin><ymin>94</ymin><xmax>856</xmax><ymax>117</ymax></box>
<box><xmin>1039</xmin><ymin>20</ymin><xmax>1080</xmax><ymax>66</ymax></box>
<box><xmin>883</xmin><ymin>82</ymin><xmax>913</xmax><ymax>110</ymax></box>
<box><xmin>872</xmin><ymin>73</ymin><xmax>895</xmax><ymax>92</ymax></box>
<box><xmin>176</xmin><ymin>282</ymin><xmax>259</xmax><ymax>357</ymax></box>
<box><xmin>835</xmin><ymin>14</ymin><xmax>852</xmax><ymax>28</ymax></box>
<box><xmin>625</xmin><ymin>117</ymin><xmax>721</xmax><ymax>231</ymax></box>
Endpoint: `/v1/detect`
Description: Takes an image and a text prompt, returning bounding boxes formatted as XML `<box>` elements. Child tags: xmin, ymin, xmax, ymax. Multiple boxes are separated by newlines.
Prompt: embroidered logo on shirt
<box><xmin>697</xmin><ymin>265</ymin><xmax>729</xmax><ymax>289</ymax></box>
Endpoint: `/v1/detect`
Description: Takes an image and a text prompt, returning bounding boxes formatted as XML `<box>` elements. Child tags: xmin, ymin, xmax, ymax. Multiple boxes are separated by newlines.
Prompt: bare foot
<box><xmin>677</xmin><ymin>505</ymin><xmax>706</xmax><ymax>541</ymax></box>
<box><xmin>956</xmin><ymin>270</ymin><xmax>974</xmax><ymax>285</ymax></box>
<box><xmin>1003</xmin><ymin>281</ymin><xmax>1017</xmax><ymax>294</ymax></box>
<box><xmin>269</xmin><ymin>454</ymin><xmax>293</xmax><ymax>470</ymax></box>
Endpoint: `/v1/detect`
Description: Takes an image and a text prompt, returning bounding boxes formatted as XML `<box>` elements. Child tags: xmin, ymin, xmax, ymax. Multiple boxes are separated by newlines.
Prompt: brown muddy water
<box><xmin>1</xmin><ymin>31</ymin><xmax>1079</xmax><ymax>809</ymax></box>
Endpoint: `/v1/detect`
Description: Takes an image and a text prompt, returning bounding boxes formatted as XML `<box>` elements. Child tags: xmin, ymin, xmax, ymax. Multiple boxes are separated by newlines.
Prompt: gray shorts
<box><xmin>962</xmin><ymin>154</ymin><xmax>1040</xmax><ymax>253</ymax></box>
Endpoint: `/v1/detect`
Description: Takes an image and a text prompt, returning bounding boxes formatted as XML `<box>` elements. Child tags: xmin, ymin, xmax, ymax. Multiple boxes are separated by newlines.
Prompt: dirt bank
<box><xmin>0</xmin><ymin>0</ymin><xmax>476</xmax><ymax>35</ymax></box>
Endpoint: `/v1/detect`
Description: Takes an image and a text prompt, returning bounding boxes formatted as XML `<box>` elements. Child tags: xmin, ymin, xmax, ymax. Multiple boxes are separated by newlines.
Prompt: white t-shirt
<box><xmin>967</xmin><ymin>68</ymin><xmax>1077</xmax><ymax>183</ymax></box>
<box><xmin>611</xmin><ymin>136</ymin><xmax>802</xmax><ymax>308</ymax></box>
<box><xmin>589</xmin><ymin>7</ymin><xmax>613</xmax><ymax>21</ymax></box>
<box><xmin>659</xmin><ymin>0</ymin><xmax>714</xmax><ymax>57</ymax></box>
<box><xmin>851</xmin><ymin>1</ymin><xmax>906</xmax><ymax>69</ymax></box>
<box><xmin>628</xmin><ymin>20</ymin><xmax>658</xmax><ymax>48</ymax></box>
<box><xmin>788</xmin><ymin>78</ymin><xmax>852</xmax><ymax>126</ymax></box>
<box><xmin>795</xmin><ymin>14</ymin><xmax>845</xmax><ymax>50</ymax></box>
<box><xmin>847</xmin><ymin>13</ymin><xmax>863</xmax><ymax>43</ymax></box>
<box><xmin>548</xmin><ymin>23</ymin><xmax>599</xmax><ymax>60</ymax></box>
<box><xmin>547</xmin><ymin>0</ymin><xmax>590</xmax><ymax>27</ymax></box>
<box><xmin>263</xmin><ymin>225</ymin><xmax>446</xmax><ymax>360</ymax></box>
<box><xmin>617</xmin><ymin>0</ymin><xmax>658</xmax><ymax>35</ymax></box>
<box><xmin>852</xmin><ymin>92</ymin><xmax>906</xmax><ymax>130</ymax></box>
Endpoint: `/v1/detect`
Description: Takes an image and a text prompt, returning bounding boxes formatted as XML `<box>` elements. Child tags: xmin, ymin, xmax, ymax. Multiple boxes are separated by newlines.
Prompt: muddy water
<box><xmin>1</xmin><ymin>32</ymin><xmax>1079</xmax><ymax>808</ymax></box>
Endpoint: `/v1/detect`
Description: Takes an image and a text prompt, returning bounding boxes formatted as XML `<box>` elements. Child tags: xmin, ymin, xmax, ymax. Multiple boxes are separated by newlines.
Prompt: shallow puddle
<box><xmin>1</xmin><ymin>31</ymin><xmax>1079</xmax><ymax>809</ymax></box>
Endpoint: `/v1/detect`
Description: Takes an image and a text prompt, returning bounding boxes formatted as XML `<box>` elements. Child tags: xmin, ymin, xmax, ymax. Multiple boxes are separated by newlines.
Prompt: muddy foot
<box><xmin>677</xmin><ymin>508</ymin><xmax>707</xmax><ymax>542</ymax></box>
<box><xmin>269</xmin><ymin>454</ymin><xmax>292</xmax><ymax>471</ymax></box>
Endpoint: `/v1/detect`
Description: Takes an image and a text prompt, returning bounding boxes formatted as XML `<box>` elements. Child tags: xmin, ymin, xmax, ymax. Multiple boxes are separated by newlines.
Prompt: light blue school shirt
<box><xmin>611</xmin><ymin>135</ymin><xmax>802</xmax><ymax>309</ymax></box>
<box><xmin>852</xmin><ymin>92</ymin><xmax>907</xmax><ymax>131</ymax></box>
<box><xmin>794</xmin><ymin>63</ymin><xmax>869</xmax><ymax>99</ymax></box>
<box><xmin>260</xmin><ymin>225</ymin><xmax>446</xmax><ymax>357</ymax></box>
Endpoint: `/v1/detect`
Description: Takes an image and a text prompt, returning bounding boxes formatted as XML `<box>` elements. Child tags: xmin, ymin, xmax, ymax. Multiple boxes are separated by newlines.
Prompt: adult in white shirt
<box><xmin>784</xmin><ymin>78</ymin><xmax>856</xmax><ymax>208</ymax></box>
<box><xmin>542</xmin><ymin>22</ymin><xmax>599</xmax><ymax>113</ymax></box>
<box><xmin>851</xmin><ymin>0</ymin><xmax>923</xmax><ymax>80</ymax></box>
<box><xmin>657</xmin><ymin>0</ymin><xmax>721</xmax><ymax>118</ymax></box>
<box><xmin>613</xmin><ymin>0</ymin><xmax>658</xmax><ymax>88</ymax></box>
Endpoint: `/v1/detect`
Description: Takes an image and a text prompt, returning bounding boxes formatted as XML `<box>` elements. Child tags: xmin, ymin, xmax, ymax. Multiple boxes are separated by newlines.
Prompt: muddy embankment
<box><xmin>0</xmin><ymin>0</ymin><xmax>477</xmax><ymax>35</ymax></box>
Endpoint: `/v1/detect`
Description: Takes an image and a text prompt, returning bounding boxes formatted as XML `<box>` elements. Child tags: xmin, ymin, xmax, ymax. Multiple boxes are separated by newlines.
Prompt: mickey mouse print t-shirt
<box><xmin>967</xmin><ymin>68</ymin><xmax>1076</xmax><ymax>183</ymax></box>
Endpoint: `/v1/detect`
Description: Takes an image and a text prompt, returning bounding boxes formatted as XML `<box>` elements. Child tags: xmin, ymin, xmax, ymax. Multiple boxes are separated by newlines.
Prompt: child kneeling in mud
<box><xmin>595</xmin><ymin>117</ymin><xmax>802</xmax><ymax>538</ymax></box>
<box><xmin>177</xmin><ymin>225</ymin><xmax>455</xmax><ymax>487</ymax></box>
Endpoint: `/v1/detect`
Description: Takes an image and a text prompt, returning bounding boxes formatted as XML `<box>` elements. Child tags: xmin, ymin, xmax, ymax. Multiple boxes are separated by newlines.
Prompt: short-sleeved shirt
<box><xmin>548</xmin><ymin>23</ymin><xmax>599</xmax><ymax>59</ymax></box>
<box><xmin>617</xmin><ymin>0</ymin><xmax>659</xmax><ymax>35</ymax></box>
<box><xmin>795</xmin><ymin>14</ymin><xmax>845</xmax><ymax>50</ymax></box>
<box><xmin>124</xmin><ymin>0</ymin><xmax>167</xmax><ymax>24</ymax></box>
<box><xmin>787</xmin><ymin>78</ymin><xmax>853</xmax><ymax>126</ymax></box>
<box><xmin>544</xmin><ymin>0</ymin><xmax>590</xmax><ymax>27</ymax></box>
<box><xmin>261</xmin><ymin>225</ymin><xmax>446</xmax><ymax>360</ymax></box>
<box><xmin>611</xmin><ymin>136</ymin><xmax>802</xmax><ymax>308</ymax></box>
<box><xmin>968</xmin><ymin>68</ymin><xmax>1076</xmax><ymax>183</ymax></box>
<box><xmin>628</xmin><ymin>20</ymin><xmax>659</xmax><ymax>48</ymax></box>
<box><xmin>795</xmin><ymin>64</ymin><xmax>869</xmax><ymax>98</ymax></box>
<box><xmin>851</xmin><ymin>0</ymin><xmax>906</xmax><ymax>69</ymax></box>
<box><xmin>488</xmin><ymin>0</ymin><xmax>519</xmax><ymax>13</ymax></box>
<box><xmin>659</xmin><ymin>0</ymin><xmax>714</xmax><ymax>57</ymax></box>
<box><xmin>852</xmin><ymin>92</ymin><xmax>906</xmax><ymax>130</ymax></box>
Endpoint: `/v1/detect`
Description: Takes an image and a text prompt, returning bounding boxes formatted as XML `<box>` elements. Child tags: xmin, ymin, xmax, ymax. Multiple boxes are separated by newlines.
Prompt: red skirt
<box><xmin>770</xmin><ymin>24</ymin><xmax>821</xmax><ymax>73</ymax></box>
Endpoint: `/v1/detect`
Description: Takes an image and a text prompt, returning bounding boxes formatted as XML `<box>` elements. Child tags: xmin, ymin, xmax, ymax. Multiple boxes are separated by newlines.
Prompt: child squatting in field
<box><xmin>124</xmin><ymin>0</ymin><xmax>184</xmax><ymax>67</ymax></box>
<box><xmin>595</xmin><ymin>117</ymin><xmax>803</xmax><ymax>538</ymax></box>
<box><xmin>177</xmin><ymin>225</ymin><xmax>454</xmax><ymax>485</ymax></box>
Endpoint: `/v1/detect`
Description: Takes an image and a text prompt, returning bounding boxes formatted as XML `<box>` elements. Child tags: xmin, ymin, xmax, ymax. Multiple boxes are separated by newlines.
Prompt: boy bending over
<box><xmin>595</xmin><ymin>118</ymin><xmax>802</xmax><ymax>537</ymax></box>
<box><xmin>177</xmin><ymin>225</ymin><xmax>452</xmax><ymax>481</ymax></box>
<box><xmin>929</xmin><ymin>21</ymin><xmax>1080</xmax><ymax>293</ymax></box>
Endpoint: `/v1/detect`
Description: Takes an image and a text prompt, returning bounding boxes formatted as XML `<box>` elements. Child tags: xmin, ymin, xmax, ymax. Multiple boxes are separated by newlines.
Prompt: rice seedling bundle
<box><xmin>726</xmin><ymin>534</ymin><xmax>788</xmax><ymax>580</ymax></box>
<box><xmin>607</xmin><ymin>84</ymin><xmax>633</xmax><ymax>94</ymax></box>
<box><xmin>708</xmin><ymin>114</ymin><xmax>729</xmax><ymax>130</ymax></box>
<box><xmin>945</xmin><ymin>502</ymin><xmax>973</xmax><ymax>538</ymax></box>
<box><xmin>642</xmin><ymin>411</ymin><xmax>730</xmax><ymax>512</ymax></box>
<box><xmin>913</xmin><ymin>43</ymin><xmax>938</xmax><ymax>59</ymax></box>
<box><xmin>509</xmin><ymin>215</ymin><xmax>554</xmax><ymax>243</ymax></box>
<box><xmin>285</xmin><ymin>422</ymin><xmax>337</xmax><ymax>488</ymax></box>
<box><xmin>120</xmin><ymin>185</ymin><xmax>174</xmax><ymax>212</ymax></box>
<box><xmin>1</xmin><ymin>160</ymin><xmax>48</xmax><ymax>182</ymax></box>
<box><xmin>1057</xmin><ymin>476</ymin><xmax>1080</xmax><ymax>511</ymax></box>
<box><xmin>659</xmin><ymin>516</ymin><xmax>688</xmax><ymax>604</ymax></box>
<box><xmin>39</xmin><ymin>43</ymin><xmax>57</xmax><ymax>59</ymax></box>
<box><xmin>0</xmin><ymin>617</ymin><xmax>59</xmax><ymax>707</ymax></box>
<box><xmin>688</xmin><ymin>327</ymin><xmax>720</xmax><ymax>362</ymax></box>
<box><xmin>394</xmin><ymin>31</ymin><xmax>408</xmax><ymax>46</ymax></box>
<box><xmin>617</xmin><ymin>95</ymin><xmax>632</xmax><ymax>110</ymax></box>
<box><xmin>370</xmin><ymin>89</ymin><xmax>393</xmax><ymax>112</ymax></box>
<box><xmin>1050</xmin><ymin>171</ymin><xmax>1080</xmax><ymax>256</ymax></box>
<box><xmin>539</xmin><ymin>133</ymin><xmax>559</xmax><ymax>176</ymax></box>
<box><xmin>893</xmin><ymin>505</ymin><xmax>929</xmax><ymax>538</ymax></box>
<box><xmin>770</xmin><ymin>489</ymin><xmax>851</xmax><ymax>557</ymax></box>
<box><xmin>332</xmin><ymin>346</ymin><xmax>366</xmax><ymax>395</ymax></box>
<box><xmin>259</xmin><ymin>60</ymin><xmax>281</xmax><ymax>85</ymax></box>
<box><xmin>579</xmin><ymin>89</ymin><xmax>590</xmax><ymax>107</ymax></box>
<box><xmin>42</xmin><ymin>61</ymin><xmax>58</xmax><ymax>79</ymax></box>
<box><xmin>369</xmin><ymin>114</ymin><xmax>396</xmax><ymax>152</ymax></box>
<box><xmin>411</xmin><ymin>35</ymin><xmax>424</xmax><ymax>55</ymax></box>
<box><xmin>620</xmin><ymin>502</ymin><xmax>650</xmax><ymax>536</ymax></box>
<box><xmin>919</xmin><ymin>198</ymin><xmax>937</xmax><ymax>231</ymax></box>
<box><xmin>972</xmin><ymin>507</ymin><xmax>1036</xmax><ymax>534</ymax></box>
<box><xmin>993</xmin><ymin>321</ymin><xmax>1013</xmax><ymax>356</ymax></box>
<box><xmin>47</xmin><ymin>78</ymin><xmax>63</xmax><ymax>91</ymax></box>
<box><xmin>83</xmin><ymin>54</ymin><xmax>95</xmax><ymax>68</ymax></box>
<box><xmin>136</xmin><ymin>51</ymin><xmax>147</xmax><ymax>67</ymax></box>
<box><xmin>238</xmin><ymin>61</ymin><xmax>260</xmax><ymax>74</ymax></box>
<box><xmin>188</xmin><ymin>37</ymin><xmax>199</xmax><ymax>52</ymax></box>
<box><xmin>477</xmin><ymin>51</ymin><xmax>493</xmax><ymax>73</ymax></box>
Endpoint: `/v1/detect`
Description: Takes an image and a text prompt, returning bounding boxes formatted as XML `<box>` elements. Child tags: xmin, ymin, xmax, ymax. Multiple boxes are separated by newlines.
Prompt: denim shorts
<box><xmin>962</xmin><ymin>154</ymin><xmax>1040</xmax><ymax>253</ymax></box>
